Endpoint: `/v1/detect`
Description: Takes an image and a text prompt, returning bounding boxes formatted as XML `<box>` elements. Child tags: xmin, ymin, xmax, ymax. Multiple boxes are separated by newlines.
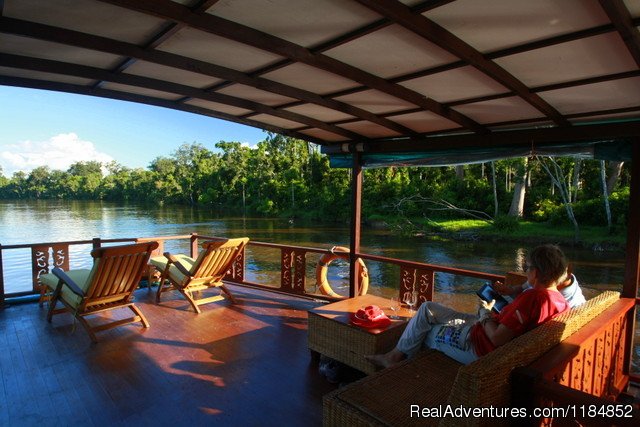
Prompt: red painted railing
<box><xmin>1</xmin><ymin>233</ymin><xmax>504</xmax><ymax>307</ymax></box>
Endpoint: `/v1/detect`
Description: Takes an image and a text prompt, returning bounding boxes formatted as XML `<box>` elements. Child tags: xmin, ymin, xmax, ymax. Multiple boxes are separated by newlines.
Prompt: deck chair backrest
<box><xmin>83</xmin><ymin>241</ymin><xmax>159</xmax><ymax>306</ymax></box>
<box><xmin>190</xmin><ymin>238</ymin><xmax>249</xmax><ymax>281</ymax></box>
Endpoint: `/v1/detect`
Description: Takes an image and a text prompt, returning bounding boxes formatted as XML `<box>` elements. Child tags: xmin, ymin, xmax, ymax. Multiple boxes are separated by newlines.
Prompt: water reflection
<box><xmin>0</xmin><ymin>200</ymin><xmax>636</xmax><ymax>372</ymax></box>
<box><xmin>0</xmin><ymin>200</ymin><xmax>627</xmax><ymax>298</ymax></box>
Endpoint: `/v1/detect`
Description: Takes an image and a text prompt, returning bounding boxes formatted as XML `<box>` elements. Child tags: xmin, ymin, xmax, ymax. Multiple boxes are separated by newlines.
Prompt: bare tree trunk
<box><xmin>538</xmin><ymin>156</ymin><xmax>580</xmax><ymax>241</ymax></box>
<box><xmin>571</xmin><ymin>160</ymin><xmax>581</xmax><ymax>203</ymax></box>
<box><xmin>508</xmin><ymin>158</ymin><xmax>528</xmax><ymax>218</ymax></box>
<box><xmin>600</xmin><ymin>160</ymin><xmax>612</xmax><ymax>233</ymax></box>
<box><xmin>606</xmin><ymin>161</ymin><xmax>624</xmax><ymax>194</ymax></box>
<box><xmin>491</xmin><ymin>161</ymin><xmax>498</xmax><ymax>218</ymax></box>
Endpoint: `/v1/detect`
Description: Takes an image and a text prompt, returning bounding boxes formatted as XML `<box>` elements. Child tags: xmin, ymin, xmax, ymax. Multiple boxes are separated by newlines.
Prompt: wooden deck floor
<box><xmin>0</xmin><ymin>285</ymin><xmax>337</xmax><ymax>426</ymax></box>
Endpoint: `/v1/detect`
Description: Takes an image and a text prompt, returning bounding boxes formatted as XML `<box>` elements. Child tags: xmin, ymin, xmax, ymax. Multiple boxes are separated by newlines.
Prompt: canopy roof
<box><xmin>1</xmin><ymin>0</ymin><xmax>640</xmax><ymax>155</ymax></box>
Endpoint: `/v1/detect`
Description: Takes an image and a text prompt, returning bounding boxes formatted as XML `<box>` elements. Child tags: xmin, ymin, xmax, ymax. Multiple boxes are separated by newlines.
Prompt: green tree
<box><xmin>26</xmin><ymin>166</ymin><xmax>52</xmax><ymax>198</ymax></box>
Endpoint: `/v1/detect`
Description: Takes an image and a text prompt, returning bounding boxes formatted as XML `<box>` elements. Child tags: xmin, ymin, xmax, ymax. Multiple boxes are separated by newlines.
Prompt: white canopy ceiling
<box><xmin>1</xmin><ymin>0</ymin><xmax>639</xmax><ymax>153</ymax></box>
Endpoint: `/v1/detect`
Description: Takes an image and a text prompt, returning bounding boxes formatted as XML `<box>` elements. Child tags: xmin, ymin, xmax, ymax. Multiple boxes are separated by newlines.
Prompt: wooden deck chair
<box><xmin>40</xmin><ymin>241</ymin><xmax>159</xmax><ymax>343</ymax></box>
<box><xmin>150</xmin><ymin>237</ymin><xmax>249</xmax><ymax>313</ymax></box>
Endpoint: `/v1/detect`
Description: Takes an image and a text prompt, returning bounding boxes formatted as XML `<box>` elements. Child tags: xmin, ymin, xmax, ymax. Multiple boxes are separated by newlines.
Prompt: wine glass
<box><xmin>388</xmin><ymin>296</ymin><xmax>400</xmax><ymax>319</ymax></box>
<box><xmin>404</xmin><ymin>291</ymin><xmax>418</xmax><ymax>313</ymax></box>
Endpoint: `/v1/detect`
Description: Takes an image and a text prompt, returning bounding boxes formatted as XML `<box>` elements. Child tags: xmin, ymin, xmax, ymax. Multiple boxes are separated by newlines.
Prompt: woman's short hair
<box><xmin>528</xmin><ymin>244</ymin><xmax>568</xmax><ymax>285</ymax></box>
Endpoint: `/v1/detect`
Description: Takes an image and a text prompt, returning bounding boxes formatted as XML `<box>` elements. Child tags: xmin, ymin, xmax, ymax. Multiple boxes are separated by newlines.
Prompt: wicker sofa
<box><xmin>323</xmin><ymin>290</ymin><xmax>622</xmax><ymax>427</ymax></box>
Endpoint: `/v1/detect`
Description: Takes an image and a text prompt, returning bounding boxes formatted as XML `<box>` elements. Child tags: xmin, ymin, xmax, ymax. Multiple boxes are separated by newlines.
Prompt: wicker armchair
<box><xmin>323</xmin><ymin>291</ymin><xmax>622</xmax><ymax>427</ymax></box>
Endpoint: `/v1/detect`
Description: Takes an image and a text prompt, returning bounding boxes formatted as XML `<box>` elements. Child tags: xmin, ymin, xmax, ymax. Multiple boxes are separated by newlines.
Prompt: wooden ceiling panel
<box><xmin>250</xmin><ymin>114</ymin><xmax>322</xmax><ymax>130</ymax></box>
<box><xmin>538</xmin><ymin>76</ymin><xmax>640</xmax><ymax>115</ymax></box>
<box><xmin>216</xmin><ymin>84</ymin><xmax>297</xmax><ymax>107</ymax></box>
<box><xmin>156</xmin><ymin>27</ymin><xmax>285</xmax><ymax>73</ymax></box>
<box><xmin>334</xmin><ymin>89</ymin><xmax>417</xmax><ymax>115</ymax></box>
<box><xmin>207</xmin><ymin>0</ymin><xmax>381</xmax><ymax>48</ymax></box>
<box><xmin>452</xmin><ymin>96</ymin><xmax>546</xmax><ymax>124</ymax></box>
<box><xmin>337</xmin><ymin>121</ymin><xmax>402</xmax><ymax>139</ymax></box>
<box><xmin>325</xmin><ymin>24</ymin><xmax>458</xmax><ymax>79</ymax></box>
<box><xmin>400</xmin><ymin>65</ymin><xmax>509</xmax><ymax>103</ymax></box>
<box><xmin>0</xmin><ymin>66</ymin><xmax>95</xmax><ymax>86</ymax></box>
<box><xmin>496</xmin><ymin>33</ymin><xmax>638</xmax><ymax>87</ymax></box>
<box><xmin>183</xmin><ymin>99</ymin><xmax>253</xmax><ymax>116</ymax></box>
<box><xmin>261</xmin><ymin>63</ymin><xmax>360</xmax><ymax>96</ymax></box>
<box><xmin>100</xmin><ymin>81</ymin><xmax>184</xmax><ymax>100</ymax></box>
<box><xmin>389</xmin><ymin>111</ymin><xmax>461</xmax><ymax>134</ymax></box>
<box><xmin>283</xmin><ymin>104</ymin><xmax>355</xmax><ymax>123</ymax></box>
<box><xmin>1</xmin><ymin>0</ymin><xmax>638</xmax><ymax>149</ymax></box>
<box><xmin>297</xmin><ymin>128</ymin><xmax>348</xmax><ymax>142</ymax></box>
<box><xmin>4</xmin><ymin>0</ymin><xmax>167</xmax><ymax>44</ymax></box>
<box><xmin>425</xmin><ymin>0</ymin><xmax>610</xmax><ymax>52</ymax></box>
<box><xmin>0</xmin><ymin>34</ymin><xmax>124</xmax><ymax>70</ymax></box>
<box><xmin>124</xmin><ymin>60</ymin><xmax>223</xmax><ymax>89</ymax></box>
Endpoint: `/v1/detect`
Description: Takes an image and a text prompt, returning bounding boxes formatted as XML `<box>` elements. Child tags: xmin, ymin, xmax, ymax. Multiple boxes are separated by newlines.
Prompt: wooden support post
<box><xmin>349</xmin><ymin>152</ymin><xmax>363</xmax><ymax>298</ymax></box>
<box><xmin>622</xmin><ymin>138</ymin><xmax>639</xmax><ymax>384</ymax></box>
<box><xmin>92</xmin><ymin>237</ymin><xmax>101</xmax><ymax>250</ymax></box>
<box><xmin>0</xmin><ymin>244</ymin><xmax>4</xmax><ymax>309</ymax></box>
<box><xmin>623</xmin><ymin>138</ymin><xmax>640</xmax><ymax>298</ymax></box>
<box><xmin>190</xmin><ymin>233</ymin><xmax>199</xmax><ymax>258</ymax></box>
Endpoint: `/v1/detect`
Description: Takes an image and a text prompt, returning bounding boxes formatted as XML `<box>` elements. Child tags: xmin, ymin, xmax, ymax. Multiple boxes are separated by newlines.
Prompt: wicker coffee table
<box><xmin>308</xmin><ymin>294</ymin><xmax>413</xmax><ymax>375</ymax></box>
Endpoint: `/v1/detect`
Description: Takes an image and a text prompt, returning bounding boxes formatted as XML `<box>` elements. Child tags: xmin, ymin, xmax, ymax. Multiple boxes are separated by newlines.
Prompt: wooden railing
<box><xmin>1</xmin><ymin>233</ymin><xmax>505</xmax><ymax>307</ymax></box>
<box><xmin>512</xmin><ymin>298</ymin><xmax>639</xmax><ymax>426</ymax></box>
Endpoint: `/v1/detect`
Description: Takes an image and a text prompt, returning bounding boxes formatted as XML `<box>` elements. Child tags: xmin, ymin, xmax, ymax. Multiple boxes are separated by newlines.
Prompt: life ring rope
<box><xmin>316</xmin><ymin>246</ymin><xmax>369</xmax><ymax>299</ymax></box>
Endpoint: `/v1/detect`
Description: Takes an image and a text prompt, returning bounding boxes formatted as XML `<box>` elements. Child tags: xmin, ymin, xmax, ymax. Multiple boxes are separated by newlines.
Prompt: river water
<box><xmin>1</xmin><ymin>200</ymin><xmax>637</xmax><ymax>372</ymax></box>
<box><xmin>0</xmin><ymin>200</ymin><xmax>626</xmax><ymax>296</ymax></box>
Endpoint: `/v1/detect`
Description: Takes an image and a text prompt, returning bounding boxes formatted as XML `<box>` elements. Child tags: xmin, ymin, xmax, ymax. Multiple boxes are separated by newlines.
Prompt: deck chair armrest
<box><xmin>163</xmin><ymin>252</ymin><xmax>192</xmax><ymax>277</ymax></box>
<box><xmin>52</xmin><ymin>267</ymin><xmax>85</xmax><ymax>297</ymax></box>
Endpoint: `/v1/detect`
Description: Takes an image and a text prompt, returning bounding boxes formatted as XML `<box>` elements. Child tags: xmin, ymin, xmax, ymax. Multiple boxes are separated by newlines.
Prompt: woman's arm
<box><xmin>481</xmin><ymin>318</ymin><xmax>516</xmax><ymax>347</ymax></box>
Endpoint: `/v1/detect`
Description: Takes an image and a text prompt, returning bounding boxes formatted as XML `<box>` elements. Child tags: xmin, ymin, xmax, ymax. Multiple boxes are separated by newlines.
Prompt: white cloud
<box><xmin>0</xmin><ymin>133</ymin><xmax>114</xmax><ymax>177</ymax></box>
<box><xmin>240</xmin><ymin>142</ymin><xmax>258</xmax><ymax>150</ymax></box>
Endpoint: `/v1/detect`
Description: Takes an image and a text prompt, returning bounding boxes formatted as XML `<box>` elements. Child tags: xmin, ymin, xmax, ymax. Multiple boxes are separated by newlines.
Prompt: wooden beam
<box><xmin>207</xmin><ymin>0</ymin><xmax>455</xmax><ymax>91</ymax></box>
<box><xmin>96</xmin><ymin>0</ymin><xmax>486</xmax><ymax>133</ymax></box>
<box><xmin>623</xmin><ymin>139</ymin><xmax>640</xmax><ymax>298</ymax></box>
<box><xmin>355</xmin><ymin>0</ymin><xmax>570</xmax><ymax>127</ymax></box>
<box><xmin>0</xmin><ymin>75</ymin><xmax>326</xmax><ymax>145</ymax></box>
<box><xmin>0</xmin><ymin>17</ymin><xmax>413</xmax><ymax>137</ymax></box>
<box><xmin>290</xmin><ymin>19</ymin><xmax>631</xmax><ymax>107</ymax></box>
<box><xmin>599</xmin><ymin>0</ymin><xmax>640</xmax><ymax>67</ymax></box>
<box><xmin>321</xmin><ymin>121</ymin><xmax>640</xmax><ymax>154</ymax></box>
<box><xmin>349</xmin><ymin>153</ymin><xmax>363</xmax><ymax>298</ymax></box>
<box><xmin>0</xmin><ymin>52</ymin><xmax>363</xmax><ymax>140</ymax></box>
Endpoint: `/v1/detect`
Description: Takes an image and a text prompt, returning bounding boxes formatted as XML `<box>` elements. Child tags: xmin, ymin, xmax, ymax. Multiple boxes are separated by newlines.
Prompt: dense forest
<box><xmin>0</xmin><ymin>134</ymin><xmax>631</xmax><ymax>236</ymax></box>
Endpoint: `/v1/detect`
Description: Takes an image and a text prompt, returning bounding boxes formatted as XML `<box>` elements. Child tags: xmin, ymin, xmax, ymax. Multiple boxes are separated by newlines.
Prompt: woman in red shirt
<box><xmin>367</xmin><ymin>244</ymin><xmax>570</xmax><ymax>367</ymax></box>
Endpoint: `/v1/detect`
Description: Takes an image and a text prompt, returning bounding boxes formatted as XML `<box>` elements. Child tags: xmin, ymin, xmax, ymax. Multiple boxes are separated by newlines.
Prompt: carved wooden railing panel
<box><xmin>548</xmin><ymin>303</ymin><xmax>629</xmax><ymax>399</ymax></box>
<box><xmin>225</xmin><ymin>247</ymin><xmax>245</xmax><ymax>283</ymax></box>
<box><xmin>32</xmin><ymin>244</ymin><xmax>70</xmax><ymax>305</ymax></box>
<box><xmin>512</xmin><ymin>298</ymin><xmax>636</xmax><ymax>427</ymax></box>
<box><xmin>399</xmin><ymin>266</ymin><xmax>434</xmax><ymax>309</ymax></box>
<box><xmin>280</xmin><ymin>248</ymin><xmax>306</xmax><ymax>294</ymax></box>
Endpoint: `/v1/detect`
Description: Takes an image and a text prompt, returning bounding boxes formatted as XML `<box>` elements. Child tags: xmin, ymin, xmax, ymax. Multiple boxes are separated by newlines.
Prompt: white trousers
<box><xmin>396</xmin><ymin>301</ymin><xmax>480</xmax><ymax>365</ymax></box>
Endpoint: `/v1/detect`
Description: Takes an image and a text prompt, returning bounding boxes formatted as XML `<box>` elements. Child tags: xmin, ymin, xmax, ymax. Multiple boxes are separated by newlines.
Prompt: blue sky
<box><xmin>0</xmin><ymin>86</ymin><xmax>267</xmax><ymax>177</ymax></box>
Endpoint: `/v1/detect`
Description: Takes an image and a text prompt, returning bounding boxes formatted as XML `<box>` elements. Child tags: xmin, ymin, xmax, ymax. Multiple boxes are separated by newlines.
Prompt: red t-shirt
<box><xmin>471</xmin><ymin>287</ymin><xmax>569</xmax><ymax>357</ymax></box>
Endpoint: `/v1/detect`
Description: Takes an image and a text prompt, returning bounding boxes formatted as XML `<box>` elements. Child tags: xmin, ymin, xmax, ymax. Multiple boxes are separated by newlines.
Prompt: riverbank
<box><xmin>370</xmin><ymin>217</ymin><xmax>627</xmax><ymax>252</ymax></box>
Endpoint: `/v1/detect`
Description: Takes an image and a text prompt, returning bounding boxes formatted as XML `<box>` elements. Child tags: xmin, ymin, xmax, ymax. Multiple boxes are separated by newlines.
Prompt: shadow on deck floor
<box><xmin>0</xmin><ymin>285</ymin><xmax>337</xmax><ymax>426</ymax></box>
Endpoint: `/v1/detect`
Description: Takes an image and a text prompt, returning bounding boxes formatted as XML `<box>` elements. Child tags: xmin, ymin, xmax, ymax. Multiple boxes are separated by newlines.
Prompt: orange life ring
<box><xmin>316</xmin><ymin>246</ymin><xmax>369</xmax><ymax>299</ymax></box>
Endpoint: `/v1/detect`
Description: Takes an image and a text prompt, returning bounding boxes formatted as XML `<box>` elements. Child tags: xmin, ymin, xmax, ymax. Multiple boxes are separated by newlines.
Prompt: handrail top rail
<box><xmin>1</xmin><ymin>234</ymin><xmax>199</xmax><ymax>250</ymax></box>
<box><xmin>0</xmin><ymin>237</ymin><xmax>135</xmax><ymax>250</ymax></box>
<box><xmin>2</xmin><ymin>233</ymin><xmax>505</xmax><ymax>281</ymax></box>
<box><xmin>359</xmin><ymin>252</ymin><xmax>505</xmax><ymax>281</ymax></box>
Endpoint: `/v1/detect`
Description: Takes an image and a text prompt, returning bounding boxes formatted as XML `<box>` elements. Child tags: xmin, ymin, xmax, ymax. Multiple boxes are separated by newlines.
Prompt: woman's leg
<box><xmin>396</xmin><ymin>302</ymin><xmax>475</xmax><ymax>357</ymax></box>
<box><xmin>367</xmin><ymin>302</ymin><xmax>476</xmax><ymax>368</ymax></box>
